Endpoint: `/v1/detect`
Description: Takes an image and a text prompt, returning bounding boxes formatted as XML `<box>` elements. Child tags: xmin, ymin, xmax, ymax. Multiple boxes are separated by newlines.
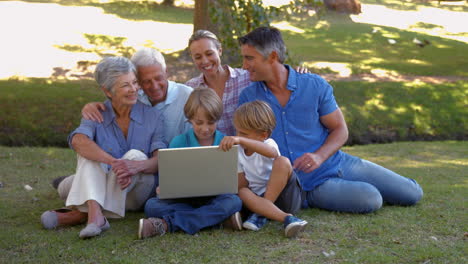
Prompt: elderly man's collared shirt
<box><xmin>68</xmin><ymin>100</ymin><xmax>166</xmax><ymax>171</ymax></box>
<box><xmin>239</xmin><ymin>65</ymin><xmax>343</xmax><ymax>191</ymax></box>
<box><xmin>185</xmin><ymin>66</ymin><xmax>251</xmax><ymax>136</ymax></box>
<box><xmin>138</xmin><ymin>80</ymin><xmax>193</xmax><ymax>143</ymax></box>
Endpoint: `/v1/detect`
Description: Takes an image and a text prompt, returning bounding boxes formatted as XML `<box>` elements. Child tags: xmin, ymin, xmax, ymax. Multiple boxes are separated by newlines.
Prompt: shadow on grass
<box><xmin>334</xmin><ymin>81</ymin><xmax>468</xmax><ymax>145</ymax></box>
<box><xmin>363</xmin><ymin>0</ymin><xmax>468</xmax><ymax>12</ymax></box>
<box><xmin>283</xmin><ymin>12</ymin><xmax>468</xmax><ymax>76</ymax></box>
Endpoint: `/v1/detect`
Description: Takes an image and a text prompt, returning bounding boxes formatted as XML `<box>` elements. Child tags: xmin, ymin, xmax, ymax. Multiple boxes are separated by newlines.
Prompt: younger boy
<box><xmin>138</xmin><ymin>88</ymin><xmax>242</xmax><ymax>239</ymax></box>
<box><xmin>219</xmin><ymin>100</ymin><xmax>307</xmax><ymax>238</ymax></box>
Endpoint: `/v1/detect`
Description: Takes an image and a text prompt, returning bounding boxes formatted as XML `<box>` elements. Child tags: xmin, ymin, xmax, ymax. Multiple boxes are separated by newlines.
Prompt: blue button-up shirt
<box><xmin>239</xmin><ymin>65</ymin><xmax>343</xmax><ymax>191</ymax></box>
<box><xmin>68</xmin><ymin>100</ymin><xmax>167</xmax><ymax>172</ymax></box>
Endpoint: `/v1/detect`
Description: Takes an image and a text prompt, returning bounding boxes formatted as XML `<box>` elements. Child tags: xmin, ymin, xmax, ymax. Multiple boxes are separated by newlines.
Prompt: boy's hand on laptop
<box><xmin>219</xmin><ymin>136</ymin><xmax>240</xmax><ymax>151</ymax></box>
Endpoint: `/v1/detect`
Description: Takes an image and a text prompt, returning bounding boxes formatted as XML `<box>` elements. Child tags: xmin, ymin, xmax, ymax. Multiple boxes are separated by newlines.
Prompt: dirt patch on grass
<box><xmin>52</xmin><ymin>55</ymin><xmax>468</xmax><ymax>84</ymax></box>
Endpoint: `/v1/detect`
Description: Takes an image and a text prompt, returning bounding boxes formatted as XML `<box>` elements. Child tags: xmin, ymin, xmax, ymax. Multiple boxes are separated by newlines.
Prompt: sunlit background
<box><xmin>0</xmin><ymin>0</ymin><xmax>466</xmax><ymax>79</ymax></box>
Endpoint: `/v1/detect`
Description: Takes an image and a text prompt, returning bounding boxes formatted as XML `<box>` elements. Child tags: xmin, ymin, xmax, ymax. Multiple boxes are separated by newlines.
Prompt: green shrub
<box><xmin>0</xmin><ymin>78</ymin><xmax>466</xmax><ymax>147</ymax></box>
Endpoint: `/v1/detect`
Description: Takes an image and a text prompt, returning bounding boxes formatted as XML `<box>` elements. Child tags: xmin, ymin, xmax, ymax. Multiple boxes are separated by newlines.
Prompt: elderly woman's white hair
<box><xmin>94</xmin><ymin>56</ymin><xmax>136</xmax><ymax>94</ymax></box>
<box><xmin>131</xmin><ymin>47</ymin><xmax>166</xmax><ymax>71</ymax></box>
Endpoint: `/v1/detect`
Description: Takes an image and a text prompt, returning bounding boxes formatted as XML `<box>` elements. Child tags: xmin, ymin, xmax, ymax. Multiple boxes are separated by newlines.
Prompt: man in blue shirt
<box><xmin>238</xmin><ymin>27</ymin><xmax>423</xmax><ymax>213</ymax></box>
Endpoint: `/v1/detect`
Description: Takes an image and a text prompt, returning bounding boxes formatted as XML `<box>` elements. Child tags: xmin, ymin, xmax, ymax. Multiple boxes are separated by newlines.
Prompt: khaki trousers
<box><xmin>58</xmin><ymin>149</ymin><xmax>155</xmax><ymax>218</ymax></box>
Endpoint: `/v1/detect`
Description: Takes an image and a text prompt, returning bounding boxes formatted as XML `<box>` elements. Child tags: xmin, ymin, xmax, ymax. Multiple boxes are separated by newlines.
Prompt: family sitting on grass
<box><xmin>40</xmin><ymin>27</ymin><xmax>423</xmax><ymax>239</ymax></box>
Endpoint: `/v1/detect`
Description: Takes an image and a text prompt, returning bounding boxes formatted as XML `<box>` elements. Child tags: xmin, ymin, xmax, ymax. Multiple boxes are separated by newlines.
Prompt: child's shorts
<box><xmin>274</xmin><ymin>171</ymin><xmax>303</xmax><ymax>215</ymax></box>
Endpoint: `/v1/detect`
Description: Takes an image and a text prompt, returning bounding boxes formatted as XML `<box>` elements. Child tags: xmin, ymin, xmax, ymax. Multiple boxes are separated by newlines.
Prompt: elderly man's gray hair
<box><xmin>94</xmin><ymin>56</ymin><xmax>136</xmax><ymax>94</ymax></box>
<box><xmin>131</xmin><ymin>47</ymin><xmax>167</xmax><ymax>70</ymax></box>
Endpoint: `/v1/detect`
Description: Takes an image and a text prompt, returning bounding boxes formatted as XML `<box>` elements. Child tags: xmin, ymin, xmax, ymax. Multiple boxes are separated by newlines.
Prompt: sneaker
<box><xmin>222</xmin><ymin>212</ymin><xmax>242</xmax><ymax>231</ymax></box>
<box><xmin>283</xmin><ymin>215</ymin><xmax>307</xmax><ymax>238</ymax></box>
<box><xmin>242</xmin><ymin>213</ymin><xmax>268</xmax><ymax>231</ymax></box>
<box><xmin>138</xmin><ymin>218</ymin><xmax>167</xmax><ymax>239</ymax></box>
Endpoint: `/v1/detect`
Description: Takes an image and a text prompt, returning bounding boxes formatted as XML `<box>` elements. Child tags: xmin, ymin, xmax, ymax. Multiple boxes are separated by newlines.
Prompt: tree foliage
<box><xmin>207</xmin><ymin>0</ymin><xmax>324</xmax><ymax>65</ymax></box>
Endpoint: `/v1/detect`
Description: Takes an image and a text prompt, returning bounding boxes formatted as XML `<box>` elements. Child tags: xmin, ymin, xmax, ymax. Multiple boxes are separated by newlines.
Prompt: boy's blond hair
<box><xmin>234</xmin><ymin>100</ymin><xmax>276</xmax><ymax>136</ymax></box>
<box><xmin>184</xmin><ymin>87</ymin><xmax>223</xmax><ymax>122</ymax></box>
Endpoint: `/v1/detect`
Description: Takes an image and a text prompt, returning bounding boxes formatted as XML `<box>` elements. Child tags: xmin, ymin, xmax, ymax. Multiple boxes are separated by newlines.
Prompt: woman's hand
<box><xmin>219</xmin><ymin>136</ymin><xmax>240</xmax><ymax>152</ymax></box>
<box><xmin>111</xmin><ymin>159</ymin><xmax>142</xmax><ymax>189</ymax></box>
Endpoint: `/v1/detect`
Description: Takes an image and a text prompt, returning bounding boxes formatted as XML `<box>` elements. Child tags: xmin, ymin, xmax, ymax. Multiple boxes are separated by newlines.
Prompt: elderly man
<box><xmin>238</xmin><ymin>27</ymin><xmax>423</xmax><ymax>214</ymax></box>
<box><xmin>82</xmin><ymin>48</ymin><xmax>193</xmax><ymax>143</ymax></box>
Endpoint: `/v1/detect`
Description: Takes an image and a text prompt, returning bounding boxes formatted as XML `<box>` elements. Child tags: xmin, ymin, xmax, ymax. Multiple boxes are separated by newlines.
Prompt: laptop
<box><xmin>158</xmin><ymin>145</ymin><xmax>238</xmax><ymax>199</ymax></box>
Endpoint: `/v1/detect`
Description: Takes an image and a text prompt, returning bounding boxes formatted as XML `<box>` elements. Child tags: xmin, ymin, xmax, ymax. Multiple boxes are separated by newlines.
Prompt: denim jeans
<box><xmin>144</xmin><ymin>194</ymin><xmax>242</xmax><ymax>235</ymax></box>
<box><xmin>304</xmin><ymin>152</ymin><xmax>423</xmax><ymax>213</ymax></box>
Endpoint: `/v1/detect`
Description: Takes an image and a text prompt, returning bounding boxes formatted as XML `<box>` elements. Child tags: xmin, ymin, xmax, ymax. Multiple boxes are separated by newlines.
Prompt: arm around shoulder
<box><xmin>82</xmin><ymin>102</ymin><xmax>106</xmax><ymax>123</ymax></box>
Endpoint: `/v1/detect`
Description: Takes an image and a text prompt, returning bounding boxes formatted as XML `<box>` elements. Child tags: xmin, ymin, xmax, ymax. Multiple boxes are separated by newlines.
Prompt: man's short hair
<box><xmin>234</xmin><ymin>100</ymin><xmax>276</xmax><ymax>136</ymax></box>
<box><xmin>239</xmin><ymin>26</ymin><xmax>287</xmax><ymax>63</ymax></box>
<box><xmin>131</xmin><ymin>47</ymin><xmax>166</xmax><ymax>71</ymax></box>
<box><xmin>184</xmin><ymin>87</ymin><xmax>223</xmax><ymax>122</ymax></box>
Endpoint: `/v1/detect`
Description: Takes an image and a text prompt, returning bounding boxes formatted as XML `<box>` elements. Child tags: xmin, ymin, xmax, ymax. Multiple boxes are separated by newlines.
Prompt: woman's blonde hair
<box><xmin>184</xmin><ymin>87</ymin><xmax>223</xmax><ymax>122</ymax></box>
<box><xmin>234</xmin><ymin>100</ymin><xmax>276</xmax><ymax>136</ymax></box>
<box><xmin>188</xmin><ymin>29</ymin><xmax>221</xmax><ymax>50</ymax></box>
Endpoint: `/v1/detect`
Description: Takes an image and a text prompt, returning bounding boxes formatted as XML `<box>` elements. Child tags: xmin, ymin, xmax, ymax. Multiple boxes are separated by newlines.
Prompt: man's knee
<box><xmin>307</xmin><ymin>181</ymin><xmax>383</xmax><ymax>213</ymax></box>
<box><xmin>393</xmin><ymin>180</ymin><xmax>424</xmax><ymax>206</ymax></box>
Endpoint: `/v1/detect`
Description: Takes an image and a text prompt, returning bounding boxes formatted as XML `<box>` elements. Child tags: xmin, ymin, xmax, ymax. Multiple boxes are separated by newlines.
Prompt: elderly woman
<box><xmin>41</xmin><ymin>56</ymin><xmax>166</xmax><ymax>239</ymax></box>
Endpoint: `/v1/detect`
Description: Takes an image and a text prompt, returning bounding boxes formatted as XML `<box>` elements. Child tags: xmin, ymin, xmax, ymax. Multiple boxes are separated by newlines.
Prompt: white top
<box><xmin>237</xmin><ymin>138</ymin><xmax>280</xmax><ymax>195</ymax></box>
<box><xmin>138</xmin><ymin>80</ymin><xmax>193</xmax><ymax>143</ymax></box>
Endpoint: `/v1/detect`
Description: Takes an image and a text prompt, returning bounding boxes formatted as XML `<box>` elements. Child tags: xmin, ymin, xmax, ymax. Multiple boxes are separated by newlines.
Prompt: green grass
<box><xmin>0</xmin><ymin>141</ymin><xmax>466</xmax><ymax>263</ymax></box>
<box><xmin>1</xmin><ymin>78</ymin><xmax>465</xmax><ymax>146</ymax></box>
<box><xmin>283</xmin><ymin>12</ymin><xmax>468</xmax><ymax>77</ymax></box>
<box><xmin>0</xmin><ymin>78</ymin><xmax>105</xmax><ymax>147</ymax></box>
<box><xmin>332</xmin><ymin>80</ymin><xmax>468</xmax><ymax>144</ymax></box>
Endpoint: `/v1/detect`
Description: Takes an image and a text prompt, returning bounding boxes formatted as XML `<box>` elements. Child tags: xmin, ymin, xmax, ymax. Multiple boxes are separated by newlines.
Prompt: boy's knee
<box><xmin>273</xmin><ymin>156</ymin><xmax>292</xmax><ymax>172</ymax></box>
<box><xmin>238</xmin><ymin>187</ymin><xmax>251</xmax><ymax>199</ymax></box>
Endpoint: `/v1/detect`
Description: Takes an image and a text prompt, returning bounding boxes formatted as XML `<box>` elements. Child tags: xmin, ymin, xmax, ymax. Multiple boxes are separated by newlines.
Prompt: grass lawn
<box><xmin>0</xmin><ymin>141</ymin><xmax>466</xmax><ymax>263</ymax></box>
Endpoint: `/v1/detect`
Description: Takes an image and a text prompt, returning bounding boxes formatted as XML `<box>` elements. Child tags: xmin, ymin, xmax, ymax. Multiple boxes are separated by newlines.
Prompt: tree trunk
<box><xmin>162</xmin><ymin>0</ymin><xmax>175</xmax><ymax>6</ymax></box>
<box><xmin>193</xmin><ymin>0</ymin><xmax>217</xmax><ymax>34</ymax></box>
<box><xmin>323</xmin><ymin>0</ymin><xmax>362</xmax><ymax>14</ymax></box>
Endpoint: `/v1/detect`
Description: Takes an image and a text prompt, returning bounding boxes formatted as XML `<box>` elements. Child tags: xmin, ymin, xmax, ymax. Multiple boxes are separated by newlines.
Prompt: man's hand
<box><xmin>82</xmin><ymin>102</ymin><xmax>106</xmax><ymax>123</ymax></box>
<box><xmin>111</xmin><ymin>159</ymin><xmax>141</xmax><ymax>189</ymax></box>
<box><xmin>219</xmin><ymin>136</ymin><xmax>240</xmax><ymax>152</ymax></box>
<box><xmin>293</xmin><ymin>152</ymin><xmax>325</xmax><ymax>173</ymax></box>
<box><xmin>295</xmin><ymin>65</ymin><xmax>310</xmax><ymax>74</ymax></box>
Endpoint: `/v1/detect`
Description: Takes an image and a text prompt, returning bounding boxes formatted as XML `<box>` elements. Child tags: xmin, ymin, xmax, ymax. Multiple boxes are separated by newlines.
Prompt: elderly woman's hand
<box><xmin>111</xmin><ymin>159</ymin><xmax>142</xmax><ymax>189</ymax></box>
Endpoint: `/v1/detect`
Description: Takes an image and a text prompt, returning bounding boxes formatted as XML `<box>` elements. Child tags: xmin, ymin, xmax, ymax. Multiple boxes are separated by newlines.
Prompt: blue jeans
<box><xmin>304</xmin><ymin>152</ymin><xmax>423</xmax><ymax>213</ymax></box>
<box><xmin>144</xmin><ymin>194</ymin><xmax>242</xmax><ymax>235</ymax></box>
